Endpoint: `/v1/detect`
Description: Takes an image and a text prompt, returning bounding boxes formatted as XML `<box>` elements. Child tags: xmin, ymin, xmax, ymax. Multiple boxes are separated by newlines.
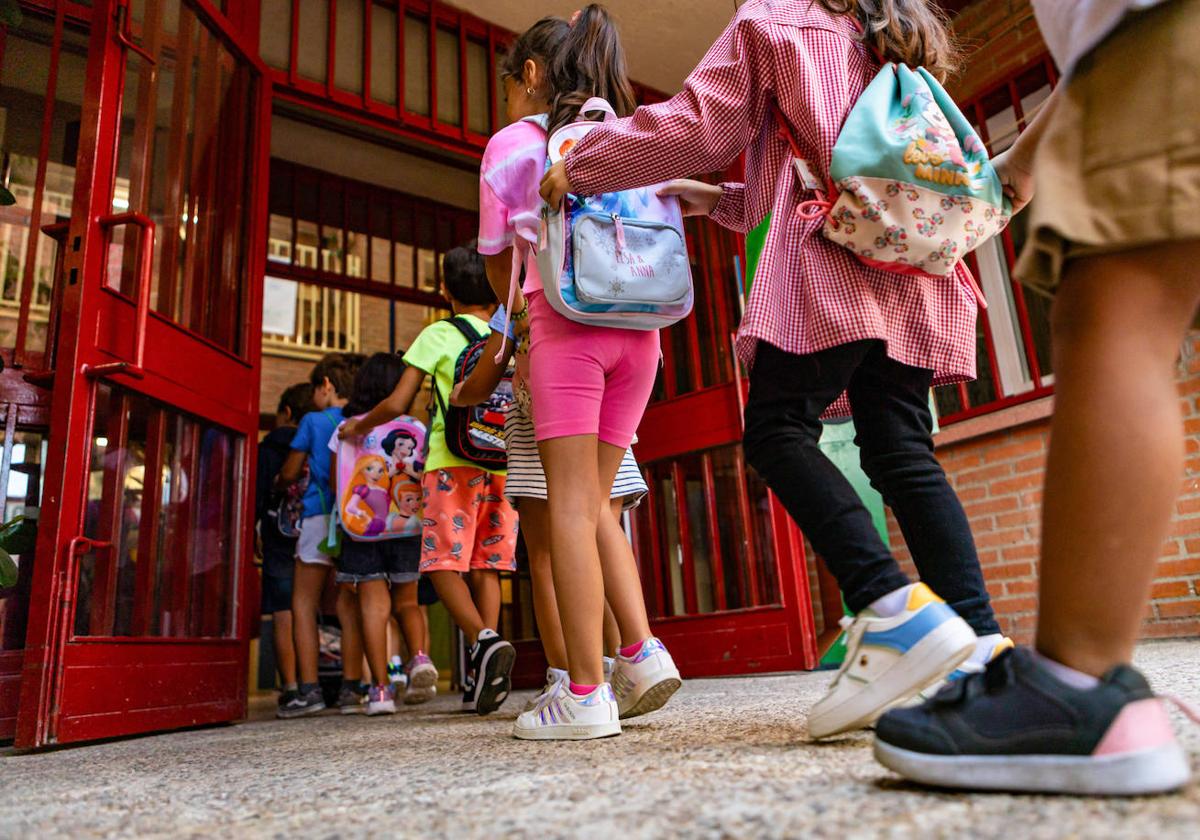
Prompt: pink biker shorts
<box><xmin>526</xmin><ymin>291</ymin><xmax>660</xmax><ymax>448</ymax></box>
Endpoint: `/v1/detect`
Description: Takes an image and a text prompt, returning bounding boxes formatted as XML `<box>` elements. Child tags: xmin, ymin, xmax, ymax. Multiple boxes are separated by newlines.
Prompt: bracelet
<box><xmin>512</xmin><ymin>305</ymin><xmax>529</xmax><ymax>322</ymax></box>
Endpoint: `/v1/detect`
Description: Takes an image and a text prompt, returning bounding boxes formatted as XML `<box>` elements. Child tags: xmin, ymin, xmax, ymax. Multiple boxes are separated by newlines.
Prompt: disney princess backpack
<box><xmin>333</xmin><ymin>415</ymin><xmax>427</xmax><ymax>542</ymax></box>
<box><xmin>777</xmin><ymin>58</ymin><xmax>1011</xmax><ymax>304</ymax></box>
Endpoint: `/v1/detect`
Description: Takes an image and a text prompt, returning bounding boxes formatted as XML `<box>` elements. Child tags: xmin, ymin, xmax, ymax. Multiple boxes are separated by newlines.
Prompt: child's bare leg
<box><xmin>541</xmin><ymin>434</ymin><xmax>606</xmax><ymax>686</ymax></box>
<box><xmin>272</xmin><ymin>609</ymin><xmax>297</xmax><ymax>686</ymax></box>
<box><xmin>521</xmin><ymin>498</ymin><xmax>569</xmax><ymax>670</ymax></box>
<box><xmin>428</xmin><ymin>570</ymin><xmax>486</xmax><ymax>640</ymax></box>
<box><xmin>467</xmin><ymin>569</ymin><xmax>501</xmax><ymax>631</ymax></box>
<box><xmin>419</xmin><ymin>604</ymin><xmax>431</xmax><ymax>653</ymax></box>
<box><xmin>336</xmin><ymin>586</ymin><xmax>364</xmax><ymax>684</ymax></box>
<box><xmin>602</xmin><ymin>599</ymin><xmax>620</xmax><ymax>659</ymax></box>
<box><xmin>391</xmin><ymin>581</ymin><xmax>425</xmax><ymax>656</ymax></box>
<box><xmin>356</xmin><ymin>580</ymin><xmax>392</xmax><ymax>685</ymax></box>
<box><xmin>596</xmin><ymin>443</ymin><xmax>653</xmax><ymax>647</ymax></box>
<box><xmin>291</xmin><ymin>561</ymin><xmax>329</xmax><ymax>685</ymax></box>
<box><xmin>1037</xmin><ymin>240</ymin><xmax>1200</xmax><ymax>676</ymax></box>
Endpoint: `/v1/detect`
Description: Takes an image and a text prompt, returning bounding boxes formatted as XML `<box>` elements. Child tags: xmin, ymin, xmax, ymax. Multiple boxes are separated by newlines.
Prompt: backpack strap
<box><xmin>430</xmin><ymin>317</ymin><xmax>483</xmax><ymax>420</ymax></box>
<box><xmin>771</xmin><ymin>101</ymin><xmax>836</xmax><ymax>220</ymax></box>
<box><xmin>577</xmin><ymin>97</ymin><xmax>617</xmax><ymax>123</ymax></box>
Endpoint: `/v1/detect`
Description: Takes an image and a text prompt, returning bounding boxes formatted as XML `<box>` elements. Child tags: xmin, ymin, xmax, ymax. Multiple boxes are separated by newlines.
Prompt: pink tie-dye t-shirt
<box><xmin>477</xmin><ymin>118</ymin><xmax>547</xmax><ymax>293</ymax></box>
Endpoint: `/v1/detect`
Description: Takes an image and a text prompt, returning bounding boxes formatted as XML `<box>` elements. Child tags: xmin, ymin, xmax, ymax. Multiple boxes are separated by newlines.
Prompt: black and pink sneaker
<box><xmin>874</xmin><ymin>647</ymin><xmax>1196</xmax><ymax>796</ymax></box>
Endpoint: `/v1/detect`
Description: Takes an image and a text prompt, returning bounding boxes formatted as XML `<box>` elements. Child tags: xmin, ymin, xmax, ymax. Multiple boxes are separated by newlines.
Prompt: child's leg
<box><xmin>540</xmin><ymin>434</ymin><xmax>606</xmax><ymax>686</ymax></box>
<box><xmin>336</xmin><ymin>586</ymin><xmax>364</xmax><ymax>684</ymax></box>
<box><xmin>391</xmin><ymin>581</ymin><xmax>425</xmax><ymax>656</ymax></box>
<box><xmin>272</xmin><ymin>609</ymin><xmax>297</xmax><ymax>687</ymax></box>
<box><xmin>355</xmin><ymin>580</ymin><xmax>393</xmax><ymax>685</ymax></box>
<box><xmin>1037</xmin><ymin>241</ymin><xmax>1200</xmax><ymax>675</ymax></box>
<box><xmin>467</xmin><ymin>569</ymin><xmax>501</xmax><ymax>631</ymax></box>
<box><xmin>595</xmin><ymin>444</ymin><xmax>653</xmax><ymax>647</ymax></box>
<box><xmin>602</xmin><ymin>598</ymin><xmax>620</xmax><ymax>660</ymax></box>
<box><xmin>520</xmin><ymin>498</ymin><xmax>568</xmax><ymax>670</ymax></box>
<box><xmin>291</xmin><ymin>560</ymin><xmax>330</xmax><ymax>685</ymax></box>
<box><xmin>428</xmin><ymin>571</ymin><xmax>486</xmax><ymax>639</ymax></box>
<box><xmin>419</xmin><ymin>605</ymin><xmax>431</xmax><ymax>653</ymax></box>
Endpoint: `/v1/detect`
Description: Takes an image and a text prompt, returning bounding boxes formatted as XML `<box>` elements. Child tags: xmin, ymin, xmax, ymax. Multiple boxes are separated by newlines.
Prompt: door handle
<box><xmin>83</xmin><ymin>212</ymin><xmax>155</xmax><ymax>381</ymax></box>
<box><xmin>22</xmin><ymin>221</ymin><xmax>70</xmax><ymax>387</ymax></box>
<box><xmin>114</xmin><ymin>1</ymin><xmax>157</xmax><ymax>66</ymax></box>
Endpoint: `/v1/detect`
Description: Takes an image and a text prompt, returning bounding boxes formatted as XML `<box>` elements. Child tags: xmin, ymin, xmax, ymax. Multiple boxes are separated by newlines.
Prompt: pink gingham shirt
<box><xmin>564</xmin><ymin>1</ymin><xmax>978</xmax><ymax>413</ymax></box>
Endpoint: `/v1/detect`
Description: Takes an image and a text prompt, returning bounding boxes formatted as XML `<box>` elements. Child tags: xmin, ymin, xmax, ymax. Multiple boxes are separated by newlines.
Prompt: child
<box><xmin>340</xmin><ymin>248</ymin><xmax>518</xmax><ymax>716</ymax></box>
<box><xmin>329</xmin><ymin>352</ymin><xmax>434</xmax><ymax>715</ymax></box>
<box><xmin>255</xmin><ymin>382</ymin><xmax>312</xmax><ymax>717</ymax></box>
<box><xmin>478</xmin><ymin>8</ymin><xmax>682</xmax><ymax>741</ymax></box>
<box><xmin>875</xmin><ymin>0</ymin><xmax>1200</xmax><ymax>795</ymax></box>
<box><xmin>277</xmin><ymin>353</ymin><xmax>364</xmax><ymax>718</ymax></box>
<box><xmin>541</xmin><ymin>0</ymin><xmax>1007</xmax><ymax>738</ymax></box>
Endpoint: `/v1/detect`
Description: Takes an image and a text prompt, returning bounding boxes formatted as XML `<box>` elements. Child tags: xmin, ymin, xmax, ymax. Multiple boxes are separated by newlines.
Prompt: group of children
<box><xmin>256</xmin><ymin>0</ymin><xmax>1198</xmax><ymax>795</ymax></box>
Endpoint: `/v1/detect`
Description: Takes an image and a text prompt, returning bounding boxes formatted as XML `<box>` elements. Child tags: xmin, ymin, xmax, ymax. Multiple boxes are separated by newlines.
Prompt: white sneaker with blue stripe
<box><xmin>808</xmin><ymin>583</ymin><xmax>976</xmax><ymax>740</ymax></box>
<box><xmin>512</xmin><ymin>681</ymin><xmax>621</xmax><ymax>741</ymax></box>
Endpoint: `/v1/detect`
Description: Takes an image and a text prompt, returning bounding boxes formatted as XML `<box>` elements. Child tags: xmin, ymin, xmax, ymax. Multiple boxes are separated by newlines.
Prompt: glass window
<box><xmin>259</xmin><ymin>0</ymin><xmax>292</xmax><ymax>70</ymax></box>
<box><xmin>297</xmin><ymin>0</ymin><xmax>329</xmax><ymax>83</ymax></box>
<box><xmin>0</xmin><ymin>429</ymin><xmax>48</xmax><ymax>652</ymax></box>
<box><xmin>334</xmin><ymin>0</ymin><xmax>364</xmax><ymax>94</ymax></box>
<box><xmin>466</xmin><ymin>39</ymin><xmax>490</xmax><ymax>134</ymax></box>
<box><xmin>370</xmin><ymin>3</ymin><xmax>398</xmax><ymax>105</ymax></box>
<box><xmin>404</xmin><ymin>15</ymin><xmax>430</xmax><ymax>116</ymax></box>
<box><xmin>436</xmin><ymin>27</ymin><xmax>461</xmax><ymax>126</ymax></box>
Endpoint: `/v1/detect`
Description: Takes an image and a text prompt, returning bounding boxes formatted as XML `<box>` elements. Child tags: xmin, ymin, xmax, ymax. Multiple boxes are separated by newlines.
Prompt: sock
<box><xmin>477</xmin><ymin>628</ymin><xmax>498</xmax><ymax>643</ymax></box>
<box><xmin>969</xmin><ymin>633</ymin><xmax>1006</xmax><ymax>666</ymax></box>
<box><xmin>619</xmin><ymin>639</ymin><xmax>647</xmax><ymax>659</ymax></box>
<box><xmin>569</xmin><ymin>681</ymin><xmax>599</xmax><ymax>696</ymax></box>
<box><xmin>867</xmin><ymin>584</ymin><xmax>914</xmax><ymax>618</ymax></box>
<box><xmin>283</xmin><ymin>682</ymin><xmax>298</xmax><ymax>692</ymax></box>
<box><xmin>1032</xmin><ymin>649</ymin><xmax>1101</xmax><ymax>690</ymax></box>
<box><xmin>298</xmin><ymin>681</ymin><xmax>319</xmax><ymax>695</ymax></box>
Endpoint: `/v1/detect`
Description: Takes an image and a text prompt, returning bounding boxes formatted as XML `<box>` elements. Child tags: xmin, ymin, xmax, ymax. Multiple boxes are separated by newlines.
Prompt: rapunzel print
<box><xmin>342</xmin><ymin>455</ymin><xmax>390</xmax><ymax>538</ymax></box>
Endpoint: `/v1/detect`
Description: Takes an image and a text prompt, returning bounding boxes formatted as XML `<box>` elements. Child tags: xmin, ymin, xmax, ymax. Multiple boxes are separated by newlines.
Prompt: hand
<box><xmin>657</xmin><ymin>179</ymin><xmax>723</xmax><ymax>217</ymax></box>
<box><xmin>540</xmin><ymin>159</ymin><xmax>572</xmax><ymax>206</ymax></box>
<box><xmin>992</xmin><ymin>149</ymin><xmax>1036</xmax><ymax>214</ymax></box>
<box><xmin>338</xmin><ymin>418</ymin><xmax>362</xmax><ymax>441</ymax></box>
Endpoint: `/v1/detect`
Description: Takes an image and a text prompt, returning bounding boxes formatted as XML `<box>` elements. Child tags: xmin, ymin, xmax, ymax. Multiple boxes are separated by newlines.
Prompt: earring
<box><xmin>527</xmin><ymin>87</ymin><xmax>536</xmax><ymax>96</ymax></box>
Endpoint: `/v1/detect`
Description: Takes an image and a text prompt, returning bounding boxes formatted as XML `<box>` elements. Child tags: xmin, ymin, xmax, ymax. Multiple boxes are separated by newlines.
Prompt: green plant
<box><xmin>0</xmin><ymin>515</ymin><xmax>37</xmax><ymax>588</ymax></box>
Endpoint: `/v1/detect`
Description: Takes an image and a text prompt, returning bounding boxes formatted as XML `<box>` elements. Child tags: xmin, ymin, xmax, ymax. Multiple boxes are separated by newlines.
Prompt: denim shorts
<box><xmin>335</xmin><ymin>536</ymin><xmax>420</xmax><ymax>585</ymax></box>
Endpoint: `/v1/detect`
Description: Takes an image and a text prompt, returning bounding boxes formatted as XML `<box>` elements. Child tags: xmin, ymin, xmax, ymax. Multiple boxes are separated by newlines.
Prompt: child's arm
<box><xmin>277</xmin><ymin>450</ymin><xmax>307</xmax><ymax>486</ymax></box>
<box><xmin>484</xmin><ymin>249</ymin><xmax>525</xmax><ymax>318</ymax></box>
<box><xmin>339</xmin><ymin>365</ymin><xmax>426</xmax><ymax>440</ymax></box>
<box><xmin>451</xmin><ymin>331</ymin><xmax>511</xmax><ymax>406</ymax></box>
<box><xmin>991</xmin><ymin>86</ymin><xmax>1061</xmax><ymax>215</ymax></box>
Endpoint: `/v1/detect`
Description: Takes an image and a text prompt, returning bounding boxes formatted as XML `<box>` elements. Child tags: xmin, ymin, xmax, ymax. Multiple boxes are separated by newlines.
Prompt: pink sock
<box><xmin>619</xmin><ymin>639</ymin><xmax>647</xmax><ymax>659</ymax></box>
<box><xmin>569</xmin><ymin>681</ymin><xmax>598</xmax><ymax>696</ymax></box>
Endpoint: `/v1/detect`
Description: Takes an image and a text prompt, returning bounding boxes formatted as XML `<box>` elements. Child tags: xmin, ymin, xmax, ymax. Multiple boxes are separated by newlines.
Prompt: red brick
<box><xmin>985</xmin><ymin>560</ymin><xmax>1035</xmax><ymax>579</ymax></box>
<box><xmin>992</xmin><ymin>595</ymin><xmax>1039</xmax><ymax>615</ymax></box>
<box><xmin>1004</xmin><ymin>578</ymin><xmax>1039</xmax><ymax>595</ymax></box>
<box><xmin>1176</xmin><ymin>496</ymin><xmax>1200</xmax><ymax>516</ymax></box>
<box><xmin>1001</xmin><ymin>543</ymin><xmax>1039</xmax><ymax>561</ymax></box>
<box><xmin>1012</xmin><ymin>454</ymin><xmax>1047</xmax><ymax>475</ymax></box>
<box><xmin>1155</xmin><ymin>599</ymin><xmax>1200</xmax><ymax>619</ymax></box>
<box><xmin>981</xmin><ymin>436</ymin><xmax>1044</xmax><ymax>462</ymax></box>
<box><xmin>1157</xmin><ymin>557</ymin><xmax>1200</xmax><ymax>578</ymax></box>
<box><xmin>955</xmin><ymin>461</ymin><xmax>1014</xmax><ymax>487</ymax></box>
<box><xmin>1151</xmin><ymin>580</ymin><xmax>1193</xmax><ymax>599</ymax></box>
<box><xmin>975</xmin><ymin>527</ymin><xmax>1029</xmax><ymax>549</ymax></box>
<box><xmin>957</xmin><ymin>486</ymin><xmax>988</xmax><ymax>502</ymax></box>
<box><xmin>964</xmin><ymin>496</ymin><xmax>1021</xmax><ymax>519</ymax></box>
<box><xmin>1142</xmin><ymin>618</ymin><xmax>1200</xmax><ymax>638</ymax></box>
<box><xmin>995</xmin><ymin>509</ymin><xmax>1040</xmax><ymax>529</ymax></box>
<box><xmin>990</xmin><ymin>473</ymin><xmax>1042</xmax><ymax>496</ymax></box>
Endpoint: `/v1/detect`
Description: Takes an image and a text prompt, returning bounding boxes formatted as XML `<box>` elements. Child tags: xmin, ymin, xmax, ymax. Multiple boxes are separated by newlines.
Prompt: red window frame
<box><xmin>936</xmin><ymin>54</ymin><xmax>1060</xmax><ymax>424</ymax></box>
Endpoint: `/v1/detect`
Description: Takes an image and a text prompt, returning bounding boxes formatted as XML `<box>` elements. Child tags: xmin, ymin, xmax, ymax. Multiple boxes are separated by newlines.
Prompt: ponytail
<box><xmin>546</xmin><ymin>4</ymin><xmax>636</xmax><ymax>137</ymax></box>
<box><xmin>499</xmin><ymin>16</ymin><xmax>571</xmax><ymax>85</ymax></box>
<box><xmin>817</xmin><ymin>0</ymin><xmax>959</xmax><ymax>80</ymax></box>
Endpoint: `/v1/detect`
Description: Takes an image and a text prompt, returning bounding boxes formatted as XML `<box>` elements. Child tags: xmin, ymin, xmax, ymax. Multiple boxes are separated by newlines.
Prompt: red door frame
<box><xmin>14</xmin><ymin>0</ymin><xmax>272</xmax><ymax>749</ymax></box>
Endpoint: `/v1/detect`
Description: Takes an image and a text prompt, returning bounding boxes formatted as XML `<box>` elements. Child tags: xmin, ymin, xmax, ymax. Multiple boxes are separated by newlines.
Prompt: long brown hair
<box><xmin>545</xmin><ymin>4</ymin><xmax>637</xmax><ymax>137</ymax></box>
<box><xmin>499</xmin><ymin>16</ymin><xmax>571</xmax><ymax>86</ymax></box>
<box><xmin>816</xmin><ymin>0</ymin><xmax>959</xmax><ymax>80</ymax></box>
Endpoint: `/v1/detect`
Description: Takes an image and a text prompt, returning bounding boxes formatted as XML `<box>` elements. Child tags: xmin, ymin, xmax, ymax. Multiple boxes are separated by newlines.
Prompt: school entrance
<box><xmin>0</xmin><ymin>0</ymin><xmax>818</xmax><ymax>750</ymax></box>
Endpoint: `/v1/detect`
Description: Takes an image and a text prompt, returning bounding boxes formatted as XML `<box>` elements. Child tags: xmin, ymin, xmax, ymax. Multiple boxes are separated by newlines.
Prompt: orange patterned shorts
<box><xmin>418</xmin><ymin>467</ymin><xmax>518</xmax><ymax>574</ymax></box>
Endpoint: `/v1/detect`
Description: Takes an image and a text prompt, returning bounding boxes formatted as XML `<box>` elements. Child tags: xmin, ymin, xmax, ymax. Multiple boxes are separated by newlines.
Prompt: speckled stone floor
<box><xmin>2</xmin><ymin>639</ymin><xmax>1198</xmax><ymax>839</ymax></box>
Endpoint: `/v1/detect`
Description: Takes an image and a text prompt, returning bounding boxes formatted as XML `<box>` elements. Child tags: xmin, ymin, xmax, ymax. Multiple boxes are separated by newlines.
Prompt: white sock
<box><xmin>477</xmin><ymin>628</ymin><xmax>498</xmax><ymax>643</ymax></box>
<box><xmin>868</xmin><ymin>584</ymin><xmax>914</xmax><ymax>618</ymax></box>
<box><xmin>969</xmin><ymin>633</ymin><xmax>1006</xmax><ymax>666</ymax></box>
<box><xmin>1032</xmin><ymin>649</ymin><xmax>1101</xmax><ymax>690</ymax></box>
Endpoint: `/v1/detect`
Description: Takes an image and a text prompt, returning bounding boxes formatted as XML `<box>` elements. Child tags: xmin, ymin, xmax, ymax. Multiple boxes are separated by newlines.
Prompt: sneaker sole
<box><xmin>512</xmin><ymin>720</ymin><xmax>621</xmax><ymax>741</ymax></box>
<box><xmin>276</xmin><ymin>703</ymin><xmax>326</xmax><ymax>719</ymax></box>
<box><xmin>475</xmin><ymin>641</ymin><xmax>516</xmax><ymax>716</ymax></box>
<box><xmin>808</xmin><ymin>616</ymin><xmax>976</xmax><ymax>739</ymax></box>
<box><xmin>408</xmin><ymin>665</ymin><xmax>438</xmax><ymax>691</ymax></box>
<box><xmin>405</xmin><ymin>687</ymin><xmax>437</xmax><ymax>705</ymax></box>
<box><xmin>366</xmin><ymin>703</ymin><xmax>397</xmax><ymax>716</ymax></box>
<box><xmin>873</xmin><ymin>738</ymin><xmax>1192</xmax><ymax>796</ymax></box>
<box><xmin>339</xmin><ymin>705</ymin><xmax>366</xmax><ymax>716</ymax></box>
<box><xmin>619</xmin><ymin>673</ymin><xmax>682</xmax><ymax>720</ymax></box>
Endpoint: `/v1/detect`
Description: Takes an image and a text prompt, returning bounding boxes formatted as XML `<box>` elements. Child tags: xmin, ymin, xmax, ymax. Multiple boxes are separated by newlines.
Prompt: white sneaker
<box><xmin>366</xmin><ymin>684</ymin><xmax>397</xmax><ymax>716</ymax></box>
<box><xmin>523</xmin><ymin>667</ymin><xmax>569</xmax><ymax>713</ymax></box>
<box><xmin>808</xmin><ymin>583</ymin><xmax>975</xmax><ymax>739</ymax></box>
<box><xmin>610</xmin><ymin>637</ymin><xmax>682</xmax><ymax>719</ymax></box>
<box><xmin>513</xmin><ymin>682</ymin><xmax>621</xmax><ymax>741</ymax></box>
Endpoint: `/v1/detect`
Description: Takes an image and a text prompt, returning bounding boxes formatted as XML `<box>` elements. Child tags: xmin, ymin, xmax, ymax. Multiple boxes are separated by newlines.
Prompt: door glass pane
<box><xmin>679</xmin><ymin>455</ymin><xmax>715</xmax><ymax>614</ymax></box>
<box><xmin>334</xmin><ymin>0</ymin><xmax>363</xmax><ymax>94</ymax></box>
<box><xmin>370</xmin><ymin>3</ymin><xmax>398</xmax><ymax>105</ymax></box>
<box><xmin>76</xmin><ymin>383</ymin><xmax>242</xmax><ymax>638</ymax></box>
<box><xmin>404</xmin><ymin>15</ymin><xmax>430</xmax><ymax>116</ymax></box>
<box><xmin>435</xmin><ymin>27</ymin><xmax>460</xmax><ymax>125</ymax></box>
<box><xmin>466</xmin><ymin>39</ymin><xmax>490</xmax><ymax>134</ymax></box>
<box><xmin>111</xmin><ymin>2</ymin><xmax>257</xmax><ymax>354</ymax></box>
<box><xmin>259</xmin><ymin>0</ymin><xmax>293</xmax><ymax>70</ymax></box>
<box><xmin>0</xmin><ymin>429</ymin><xmax>48</xmax><ymax>651</ymax></box>
<box><xmin>297</xmin><ymin>0</ymin><xmax>329</xmax><ymax>83</ymax></box>
<box><xmin>346</xmin><ymin>191</ymin><xmax>368</xmax><ymax>279</ymax></box>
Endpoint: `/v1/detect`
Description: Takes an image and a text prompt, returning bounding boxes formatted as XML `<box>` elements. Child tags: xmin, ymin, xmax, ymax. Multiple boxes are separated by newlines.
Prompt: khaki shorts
<box><xmin>1016</xmin><ymin>0</ymin><xmax>1200</xmax><ymax>300</ymax></box>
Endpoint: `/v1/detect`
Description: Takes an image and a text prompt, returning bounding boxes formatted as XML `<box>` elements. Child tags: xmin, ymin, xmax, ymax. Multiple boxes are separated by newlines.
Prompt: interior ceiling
<box><xmin>457</xmin><ymin>0</ymin><xmax>738</xmax><ymax>94</ymax></box>
<box><xmin>458</xmin><ymin>1</ymin><xmax>970</xmax><ymax>94</ymax></box>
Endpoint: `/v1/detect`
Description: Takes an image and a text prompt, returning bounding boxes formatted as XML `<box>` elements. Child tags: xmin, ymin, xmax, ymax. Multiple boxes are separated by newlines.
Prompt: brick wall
<box><xmin>887</xmin><ymin>338</ymin><xmax>1200</xmax><ymax>643</ymax></box>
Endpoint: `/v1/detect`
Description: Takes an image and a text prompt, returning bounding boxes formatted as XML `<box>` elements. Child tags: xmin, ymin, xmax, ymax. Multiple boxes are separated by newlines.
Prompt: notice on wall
<box><xmin>262</xmin><ymin>276</ymin><xmax>298</xmax><ymax>337</ymax></box>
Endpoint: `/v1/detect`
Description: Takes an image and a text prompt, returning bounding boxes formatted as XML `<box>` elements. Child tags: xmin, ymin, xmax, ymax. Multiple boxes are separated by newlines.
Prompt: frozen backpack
<box><xmin>432</xmin><ymin>317</ymin><xmax>512</xmax><ymax>470</ymax></box>
<box><xmin>334</xmin><ymin>414</ymin><xmax>427</xmax><ymax>542</ymax></box>
<box><xmin>533</xmin><ymin>101</ymin><xmax>694</xmax><ymax>330</ymax></box>
<box><xmin>777</xmin><ymin>60</ymin><xmax>1010</xmax><ymax>302</ymax></box>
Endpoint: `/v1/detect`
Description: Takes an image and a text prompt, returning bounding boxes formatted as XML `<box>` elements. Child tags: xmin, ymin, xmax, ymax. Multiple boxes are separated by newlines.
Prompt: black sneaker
<box><xmin>275</xmin><ymin>689</ymin><xmax>298</xmax><ymax>718</ymax></box>
<box><xmin>874</xmin><ymin>646</ymin><xmax>1192</xmax><ymax>795</ymax></box>
<box><xmin>469</xmin><ymin>630</ymin><xmax>515</xmax><ymax>716</ymax></box>
<box><xmin>277</xmin><ymin>684</ymin><xmax>326</xmax><ymax>719</ymax></box>
<box><xmin>338</xmin><ymin>682</ymin><xmax>367</xmax><ymax>715</ymax></box>
<box><xmin>461</xmin><ymin>673</ymin><xmax>478</xmax><ymax>713</ymax></box>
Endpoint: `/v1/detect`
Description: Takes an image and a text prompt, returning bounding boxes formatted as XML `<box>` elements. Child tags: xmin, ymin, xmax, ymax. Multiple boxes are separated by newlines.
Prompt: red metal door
<box><xmin>14</xmin><ymin>0</ymin><xmax>270</xmax><ymax>748</ymax></box>
<box><xmin>628</xmin><ymin>215</ymin><xmax>819</xmax><ymax>677</ymax></box>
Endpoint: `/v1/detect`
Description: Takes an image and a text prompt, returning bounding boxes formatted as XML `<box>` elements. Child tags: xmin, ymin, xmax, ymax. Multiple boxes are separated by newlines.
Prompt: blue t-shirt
<box><xmin>489</xmin><ymin>305</ymin><xmax>516</xmax><ymax>341</ymax></box>
<box><xmin>289</xmin><ymin>407</ymin><xmax>343</xmax><ymax>517</ymax></box>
